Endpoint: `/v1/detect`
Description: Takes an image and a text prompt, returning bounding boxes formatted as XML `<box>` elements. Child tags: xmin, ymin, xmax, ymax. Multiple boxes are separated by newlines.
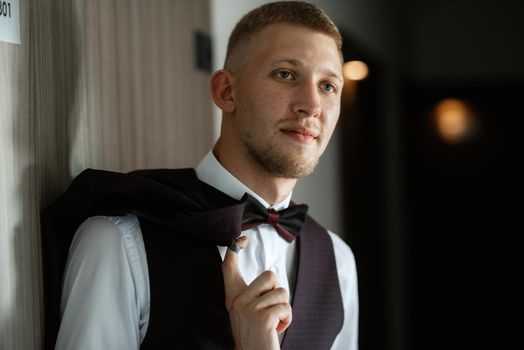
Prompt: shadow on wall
<box><xmin>10</xmin><ymin>1</ymin><xmax>80</xmax><ymax>347</ymax></box>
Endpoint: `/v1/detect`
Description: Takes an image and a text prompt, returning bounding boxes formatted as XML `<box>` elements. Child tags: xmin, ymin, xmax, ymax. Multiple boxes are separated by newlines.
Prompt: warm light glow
<box><xmin>343</xmin><ymin>60</ymin><xmax>369</xmax><ymax>81</ymax></box>
<box><xmin>434</xmin><ymin>99</ymin><xmax>477</xmax><ymax>143</ymax></box>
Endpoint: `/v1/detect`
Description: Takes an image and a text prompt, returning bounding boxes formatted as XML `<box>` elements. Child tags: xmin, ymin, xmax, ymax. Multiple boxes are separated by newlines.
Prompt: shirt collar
<box><xmin>195</xmin><ymin>150</ymin><xmax>292</xmax><ymax>210</ymax></box>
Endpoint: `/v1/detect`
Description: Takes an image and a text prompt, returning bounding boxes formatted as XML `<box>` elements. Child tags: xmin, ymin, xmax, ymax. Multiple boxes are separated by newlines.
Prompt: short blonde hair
<box><xmin>224</xmin><ymin>1</ymin><xmax>342</xmax><ymax>72</ymax></box>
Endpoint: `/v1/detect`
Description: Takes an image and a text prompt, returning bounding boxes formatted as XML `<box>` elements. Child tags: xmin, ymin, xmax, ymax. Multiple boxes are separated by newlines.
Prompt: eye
<box><xmin>273</xmin><ymin>70</ymin><xmax>294</xmax><ymax>80</ymax></box>
<box><xmin>321</xmin><ymin>82</ymin><xmax>337</xmax><ymax>93</ymax></box>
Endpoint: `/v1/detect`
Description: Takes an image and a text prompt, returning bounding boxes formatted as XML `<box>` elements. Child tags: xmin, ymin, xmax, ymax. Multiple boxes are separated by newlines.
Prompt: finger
<box><xmin>263</xmin><ymin>303</ymin><xmax>292</xmax><ymax>334</ymax></box>
<box><xmin>268</xmin><ymin>267</ymin><xmax>280</xmax><ymax>288</ymax></box>
<box><xmin>222</xmin><ymin>236</ymin><xmax>248</xmax><ymax>302</ymax></box>
<box><xmin>242</xmin><ymin>270</ymin><xmax>279</xmax><ymax>300</ymax></box>
<box><xmin>250</xmin><ymin>287</ymin><xmax>289</xmax><ymax>310</ymax></box>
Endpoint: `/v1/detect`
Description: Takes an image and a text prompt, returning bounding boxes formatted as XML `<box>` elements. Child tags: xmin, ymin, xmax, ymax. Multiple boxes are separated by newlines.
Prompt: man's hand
<box><xmin>222</xmin><ymin>237</ymin><xmax>292</xmax><ymax>350</ymax></box>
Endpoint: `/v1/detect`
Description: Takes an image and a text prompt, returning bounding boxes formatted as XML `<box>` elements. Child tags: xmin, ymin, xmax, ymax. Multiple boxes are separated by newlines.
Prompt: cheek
<box><xmin>259</xmin><ymin>89</ymin><xmax>284</xmax><ymax>104</ymax></box>
<box><xmin>250</xmin><ymin>94</ymin><xmax>286</xmax><ymax>124</ymax></box>
<box><xmin>322</xmin><ymin>102</ymin><xmax>341</xmax><ymax>129</ymax></box>
<box><xmin>255</xmin><ymin>81</ymin><xmax>290</xmax><ymax>108</ymax></box>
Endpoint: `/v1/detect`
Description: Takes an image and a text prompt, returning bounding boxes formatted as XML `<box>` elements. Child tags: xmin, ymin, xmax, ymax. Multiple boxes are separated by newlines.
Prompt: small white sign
<box><xmin>0</xmin><ymin>0</ymin><xmax>20</xmax><ymax>44</ymax></box>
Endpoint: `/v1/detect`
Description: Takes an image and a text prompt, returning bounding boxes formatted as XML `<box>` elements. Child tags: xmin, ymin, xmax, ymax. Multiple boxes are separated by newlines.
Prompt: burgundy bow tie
<box><xmin>240</xmin><ymin>193</ymin><xmax>309</xmax><ymax>242</ymax></box>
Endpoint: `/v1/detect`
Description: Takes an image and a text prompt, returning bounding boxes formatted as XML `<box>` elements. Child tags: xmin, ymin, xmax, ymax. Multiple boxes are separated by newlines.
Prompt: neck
<box><xmin>213</xmin><ymin>140</ymin><xmax>297</xmax><ymax>205</ymax></box>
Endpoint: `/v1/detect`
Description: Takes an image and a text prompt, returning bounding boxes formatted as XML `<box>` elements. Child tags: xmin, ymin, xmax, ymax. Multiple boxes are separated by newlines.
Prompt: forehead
<box><xmin>244</xmin><ymin>23</ymin><xmax>342</xmax><ymax>72</ymax></box>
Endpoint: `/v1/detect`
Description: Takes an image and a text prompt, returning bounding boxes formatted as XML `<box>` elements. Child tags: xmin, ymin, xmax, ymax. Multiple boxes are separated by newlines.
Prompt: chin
<box><xmin>279</xmin><ymin>154</ymin><xmax>319</xmax><ymax>178</ymax></box>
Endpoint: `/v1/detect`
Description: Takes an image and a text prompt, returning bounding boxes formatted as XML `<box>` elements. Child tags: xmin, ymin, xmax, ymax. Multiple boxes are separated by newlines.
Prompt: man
<box><xmin>48</xmin><ymin>2</ymin><xmax>358</xmax><ymax>349</ymax></box>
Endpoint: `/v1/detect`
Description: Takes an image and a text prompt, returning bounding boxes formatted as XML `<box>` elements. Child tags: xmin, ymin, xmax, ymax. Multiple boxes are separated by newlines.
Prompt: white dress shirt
<box><xmin>55</xmin><ymin>151</ymin><xmax>359</xmax><ymax>350</ymax></box>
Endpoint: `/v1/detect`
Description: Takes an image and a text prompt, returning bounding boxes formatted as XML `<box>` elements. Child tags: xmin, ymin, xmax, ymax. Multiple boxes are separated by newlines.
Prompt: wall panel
<box><xmin>0</xmin><ymin>1</ymin><xmax>212</xmax><ymax>348</ymax></box>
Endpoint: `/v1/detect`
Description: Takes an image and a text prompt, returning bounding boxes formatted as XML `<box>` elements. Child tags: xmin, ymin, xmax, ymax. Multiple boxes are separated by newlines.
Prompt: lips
<box><xmin>280</xmin><ymin>125</ymin><xmax>319</xmax><ymax>144</ymax></box>
<box><xmin>280</xmin><ymin>126</ymin><xmax>319</xmax><ymax>139</ymax></box>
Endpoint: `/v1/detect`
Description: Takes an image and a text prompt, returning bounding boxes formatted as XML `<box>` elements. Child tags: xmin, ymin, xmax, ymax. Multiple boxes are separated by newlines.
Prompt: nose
<box><xmin>291</xmin><ymin>81</ymin><xmax>322</xmax><ymax>118</ymax></box>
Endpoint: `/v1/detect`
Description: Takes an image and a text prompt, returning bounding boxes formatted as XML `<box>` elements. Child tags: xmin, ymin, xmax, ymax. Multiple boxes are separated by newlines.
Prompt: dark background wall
<box><xmin>402</xmin><ymin>0</ymin><xmax>523</xmax><ymax>348</ymax></box>
<box><xmin>340</xmin><ymin>0</ymin><xmax>523</xmax><ymax>349</ymax></box>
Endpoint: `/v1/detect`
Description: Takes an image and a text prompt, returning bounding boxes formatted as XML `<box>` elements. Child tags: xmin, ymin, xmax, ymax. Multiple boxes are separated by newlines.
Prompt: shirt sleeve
<box><xmin>55</xmin><ymin>214</ymin><xmax>150</xmax><ymax>350</ymax></box>
<box><xmin>328</xmin><ymin>231</ymin><xmax>359</xmax><ymax>350</ymax></box>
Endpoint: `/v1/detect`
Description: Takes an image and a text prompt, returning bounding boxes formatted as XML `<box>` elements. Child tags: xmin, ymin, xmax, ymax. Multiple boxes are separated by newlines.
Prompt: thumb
<box><xmin>222</xmin><ymin>236</ymin><xmax>248</xmax><ymax>306</ymax></box>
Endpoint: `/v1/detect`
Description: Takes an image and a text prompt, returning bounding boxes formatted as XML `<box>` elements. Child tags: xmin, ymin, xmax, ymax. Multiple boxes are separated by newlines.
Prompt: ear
<box><xmin>209</xmin><ymin>69</ymin><xmax>236</xmax><ymax>113</ymax></box>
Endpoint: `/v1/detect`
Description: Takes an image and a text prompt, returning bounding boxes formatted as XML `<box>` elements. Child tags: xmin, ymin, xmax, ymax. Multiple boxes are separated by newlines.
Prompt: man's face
<box><xmin>230</xmin><ymin>23</ymin><xmax>343</xmax><ymax>179</ymax></box>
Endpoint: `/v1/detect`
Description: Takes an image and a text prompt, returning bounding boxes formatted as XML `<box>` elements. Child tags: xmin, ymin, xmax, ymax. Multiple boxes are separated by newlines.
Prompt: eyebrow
<box><xmin>270</xmin><ymin>59</ymin><xmax>344</xmax><ymax>84</ymax></box>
